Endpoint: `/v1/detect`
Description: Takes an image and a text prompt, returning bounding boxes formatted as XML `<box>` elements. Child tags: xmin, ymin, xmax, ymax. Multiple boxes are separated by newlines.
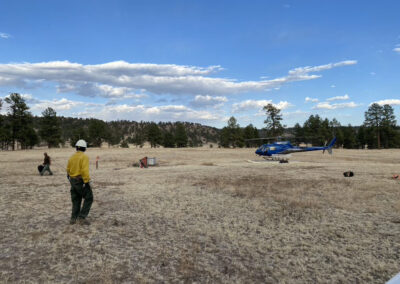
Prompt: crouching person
<box><xmin>66</xmin><ymin>140</ymin><xmax>93</xmax><ymax>225</ymax></box>
<box><xmin>41</xmin><ymin>152</ymin><xmax>53</xmax><ymax>175</ymax></box>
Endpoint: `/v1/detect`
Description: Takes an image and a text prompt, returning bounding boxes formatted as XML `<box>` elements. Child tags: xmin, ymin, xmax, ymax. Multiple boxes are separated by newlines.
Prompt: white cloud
<box><xmin>9</xmin><ymin>93</ymin><xmax>223</xmax><ymax>123</ymax></box>
<box><xmin>330</xmin><ymin>84</ymin><xmax>336</xmax><ymax>88</ymax></box>
<box><xmin>305</xmin><ymin>97</ymin><xmax>319</xmax><ymax>103</ymax></box>
<box><xmin>57</xmin><ymin>83</ymin><xmax>147</xmax><ymax>100</ymax></box>
<box><xmin>326</xmin><ymin>94</ymin><xmax>349</xmax><ymax>101</ymax></box>
<box><xmin>0</xmin><ymin>59</ymin><xmax>357</xmax><ymax>97</ymax></box>
<box><xmin>373</xmin><ymin>99</ymin><xmax>400</xmax><ymax>106</ymax></box>
<box><xmin>30</xmin><ymin>98</ymin><xmax>97</xmax><ymax>112</ymax></box>
<box><xmin>312</xmin><ymin>101</ymin><xmax>360</xmax><ymax>110</ymax></box>
<box><xmin>0</xmin><ymin>33</ymin><xmax>10</xmax><ymax>39</ymax></box>
<box><xmin>232</xmin><ymin>99</ymin><xmax>292</xmax><ymax>113</ymax></box>
<box><xmin>393</xmin><ymin>47</ymin><xmax>400</xmax><ymax>53</ymax></box>
<box><xmin>76</xmin><ymin>104</ymin><xmax>223</xmax><ymax>122</ymax></box>
<box><xmin>190</xmin><ymin>95</ymin><xmax>228</xmax><ymax>108</ymax></box>
<box><xmin>20</xmin><ymin>93</ymin><xmax>41</xmax><ymax>104</ymax></box>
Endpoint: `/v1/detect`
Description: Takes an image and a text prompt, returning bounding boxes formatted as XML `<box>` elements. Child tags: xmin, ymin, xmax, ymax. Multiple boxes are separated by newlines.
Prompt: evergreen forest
<box><xmin>1</xmin><ymin>93</ymin><xmax>399</xmax><ymax>150</ymax></box>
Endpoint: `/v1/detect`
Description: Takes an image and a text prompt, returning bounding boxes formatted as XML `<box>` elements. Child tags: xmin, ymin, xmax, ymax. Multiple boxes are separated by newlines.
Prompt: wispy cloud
<box><xmin>282</xmin><ymin>110</ymin><xmax>310</xmax><ymax>119</ymax></box>
<box><xmin>189</xmin><ymin>95</ymin><xmax>227</xmax><ymax>108</ymax></box>
<box><xmin>0</xmin><ymin>32</ymin><xmax>11</xmax><ymax>39</ymax></box>
<box><xmin>0</xmin><ymin>59</ymin><xmax>357</xmax><ymax>97</ymax></box>
<box><xmin>393</xmin><ymin>46</ymin><xmax>400</xmax><ymax>54</ymax></box>
<box><xmin>305</xmin><ymin>97</ymin><xmax>319</xmax><ymax>103</ymax></box>
<box><xmin>327</xmin><ymin>94</ymin><xmax>349</xmax><ymax>101</ymax></box>
<box><xmin>373</xmin><ymin>99</ymin><xmax>400</xmax><ymax>106</ymax></box>
<box><xmin>232</xmin><ymin>99</ymin><xmax>292</xmax><ymax>113</ymax></box>
<box><xmin>312</xmin><ymin>101</ymin><xmax>360</xmax><ymax>110</ymax></box>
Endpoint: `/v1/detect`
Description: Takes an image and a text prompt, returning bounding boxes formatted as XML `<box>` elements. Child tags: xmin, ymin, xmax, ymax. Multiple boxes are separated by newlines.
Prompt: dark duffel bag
<box><xmin>343</xmin><ymin>171</ymin><xmax>354</xmax><ymax>177</ymax></box>
<box><xmin>38</xmin><ymin>165</ymin><xmax>44</xmax><ymax>173</ymax></box>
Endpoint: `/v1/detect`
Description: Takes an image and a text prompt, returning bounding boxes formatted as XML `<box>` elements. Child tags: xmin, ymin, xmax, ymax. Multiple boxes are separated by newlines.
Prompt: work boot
<box><xmin>78</xmin><ymin>218</ymin><xmax>90</xmax><ymax>226</ymax></box>
<box><xmin>70</xmin><ymin>218</ymin><xmax>77</xmax><ymax>225</ymax></box>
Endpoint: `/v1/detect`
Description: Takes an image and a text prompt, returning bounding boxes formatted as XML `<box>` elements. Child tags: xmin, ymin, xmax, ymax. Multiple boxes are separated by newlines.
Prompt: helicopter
<box><xmin>253</xmin><ymin>137</ymin><xmax>337</xmax><ymax>161</ymax></box>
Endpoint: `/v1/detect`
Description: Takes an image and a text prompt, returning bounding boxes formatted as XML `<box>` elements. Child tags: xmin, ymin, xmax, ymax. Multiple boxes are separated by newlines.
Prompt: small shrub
<box><xmin>120</xmin><ymin>140</ymin><xmax>129</xmax><ymax>148</ymax></box>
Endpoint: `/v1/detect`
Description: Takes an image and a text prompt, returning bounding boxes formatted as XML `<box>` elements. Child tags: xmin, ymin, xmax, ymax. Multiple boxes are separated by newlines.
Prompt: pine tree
<box><xmin>133</xmin><ymin>131</ymin><xmax>144</xmax><ymax>148</ymax></box>
<box><xmin>293</xmin><ymin>123</ymin><xmax>303</xmax><ymax>145</ymax></box>
<box><xmin>88</xmin><ymin>119</ymin><xmax>108</xmax><ymax>147</ymax></box>
<box><xmin>303</xmin><ymin>115</ymin><xmax>323</xmax><ymax>145</ymax></box>
<box><xmin>357</xmin><ymin>126</ymin><xmax>366</xmax><ymax>149</ymax></box>
<box><xmin>244</xmin><ymin>124</ymin><xmax>257</xmax><ymax>147</ymax></box>
<box><xmin>104</xmin><ymin>124</ymin><xmax>121</xmax><ymax>147</ymax></box>
<box><xmin>147</xmin><ymin>123</ymin><xmax>162</xmax><ymax>147</ymax></box>
<box><xmin>175</xmin><ymin>123</ymin><xmax>188</xmax><ymax>147</ymax></box>
<box><xmin>381</xmin><ymin>104</ymin><xmax>397</xmax><ymax>148</ymax></box>
<box><xmin>39</xmin><ymin>107</ymin><xmax>62</xmax><ymax>148</ymax></box>
<box><xmin>4</xmin><ymin>93</ymin><xmax>37</xmax><ymax>150</ymax></box>
<box><xmin>224</xmin><ymin>116</ymin><xmax>244</xmax><ymax>148</ymax></box>
<box><xmin>342</xmin><ymin>125</ymin><xmax>357</xmax><ymax>149</ymax></box>
<box><xmin>162</xmin><ymin>131</ymin><xmax>175</xmax><ymax>148</ymax></box>
<box><xmin>263</xmin><ymin>103</ymin><xmax>284</xmax><ymax>137</ymax></box>
<box><xmin>364</xmin><ymin>103</ymin><xmax>384</xmax><ymax>148</ymax></box>
<box><xmin>71</xmin><ymin>128</ymin><xmax>89</xmax><ymax>147</ymax></box>
<box><xmin>219</xmin><ymin>127</ymin><xmax>230</xmax><ymax>148</ymax></box>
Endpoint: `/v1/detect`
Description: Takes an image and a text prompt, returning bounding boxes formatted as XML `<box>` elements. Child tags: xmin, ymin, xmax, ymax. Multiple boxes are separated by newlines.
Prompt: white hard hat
<box><xmin>75</xmin><ymin>139</ymin><xmax>87</xmax><ymax>148</ymax></box>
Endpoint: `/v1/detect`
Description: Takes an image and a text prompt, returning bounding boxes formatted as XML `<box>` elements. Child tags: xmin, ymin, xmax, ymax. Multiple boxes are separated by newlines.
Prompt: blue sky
<box><xmin>0</xmin><ymin>0</ymin><xmax>399</xmax><ymax>128</ymax></box>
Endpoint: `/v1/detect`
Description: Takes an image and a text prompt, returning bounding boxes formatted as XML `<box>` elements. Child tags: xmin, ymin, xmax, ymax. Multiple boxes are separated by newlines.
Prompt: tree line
<box><xmin>0</xmin><ymin>94</ymin><xmax>399</xmax><ymax>150</ymax></box>
<box><xmin>292</xmin><ymin>103</ymin><xmax>400</xmax><ymax>148</ymax></box>
<box><xmin>218</xmin><ymin>103</ymin><xmax>400</xmax><ymax>149</ymax></box>
<box><xmin>0</xmin><ymin>93</ymin><xmax>219</xmax><ymax>150</ymax></box>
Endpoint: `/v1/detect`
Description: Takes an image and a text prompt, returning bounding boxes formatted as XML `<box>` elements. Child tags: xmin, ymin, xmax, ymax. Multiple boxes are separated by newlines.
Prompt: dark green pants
<box><xmin>69</xmin><ymin>178</ymin><xmax>93</xmax><ymax>220</ymax></box>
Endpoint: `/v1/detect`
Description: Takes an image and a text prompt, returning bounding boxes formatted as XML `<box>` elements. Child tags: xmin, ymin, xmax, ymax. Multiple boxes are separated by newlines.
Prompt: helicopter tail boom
<box><xmin>327</xmin><ymin>137</ymin><xmax>337</xmax><ymax>148</ymax></box>
<box><xmin>323</xmin><ymin>137</ymin><xmax>336</xmax><ymax>154</ymax></box>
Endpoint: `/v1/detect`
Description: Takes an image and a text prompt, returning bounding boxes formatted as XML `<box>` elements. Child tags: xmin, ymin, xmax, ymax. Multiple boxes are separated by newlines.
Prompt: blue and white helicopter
<box><xmin>254</xmin><ymin>137</ymin><xmax>337</xmax><ymax>161</ymax></box>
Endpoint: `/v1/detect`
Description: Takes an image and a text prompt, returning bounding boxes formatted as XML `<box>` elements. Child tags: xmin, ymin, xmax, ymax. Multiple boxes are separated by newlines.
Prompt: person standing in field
<box><xmin>66</xmin><ymin>140</ymin><xmax>93</xmax><ymax>225</ymax></box>
<box><xmin>41</xmin><ymin>152</ymin><xmax>53</xmax><ymax>176</ymax></box>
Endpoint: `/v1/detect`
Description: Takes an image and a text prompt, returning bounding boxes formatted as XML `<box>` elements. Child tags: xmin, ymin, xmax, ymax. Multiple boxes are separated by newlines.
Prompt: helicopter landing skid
<box><xmin>263</xmin><ymin>154</ymin><xmax>291</xmax><ymax>161</ymax></box>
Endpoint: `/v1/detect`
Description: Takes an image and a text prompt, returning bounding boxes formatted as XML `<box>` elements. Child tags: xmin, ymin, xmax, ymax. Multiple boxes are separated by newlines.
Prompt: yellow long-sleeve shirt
<box><xmin>67</xmin><ymin>151</ymin><xmax>90</xmax><ymax>183</ymax></box>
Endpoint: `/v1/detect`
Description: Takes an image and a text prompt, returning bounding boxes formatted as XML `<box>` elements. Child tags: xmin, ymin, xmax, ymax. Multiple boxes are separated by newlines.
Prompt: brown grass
<box><xmin>0</xmin><ymin>147</ymin><xmax>399</xmax><ymax>283</ymax></box>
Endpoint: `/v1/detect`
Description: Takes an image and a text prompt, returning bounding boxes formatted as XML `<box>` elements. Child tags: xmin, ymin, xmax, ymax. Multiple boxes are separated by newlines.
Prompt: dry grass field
<box><xmin>0</xmin><ymin>146</ymin><xmax>399</xmax><ymax>283</ymax></box>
